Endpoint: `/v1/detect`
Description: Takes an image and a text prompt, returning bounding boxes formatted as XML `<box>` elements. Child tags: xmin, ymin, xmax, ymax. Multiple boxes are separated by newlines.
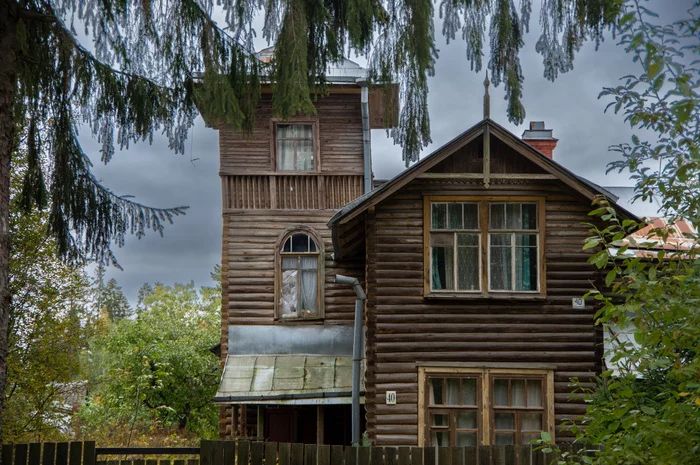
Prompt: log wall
<box><xmin>363</xmin><ymin>178</ymin><xmax>603</xmax><ymax>446</ymax></box>
<box><xmin>218</xmin><ymin>93</ymin><xmax>364</xmax><ymax>175</ymax></box>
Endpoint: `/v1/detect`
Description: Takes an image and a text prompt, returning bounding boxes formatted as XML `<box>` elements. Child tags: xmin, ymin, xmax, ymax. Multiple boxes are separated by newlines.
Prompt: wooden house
<box><xmin>208</xmin><ymin>63</ymin><xmax>637</xmax><ymax>446</ymax></box>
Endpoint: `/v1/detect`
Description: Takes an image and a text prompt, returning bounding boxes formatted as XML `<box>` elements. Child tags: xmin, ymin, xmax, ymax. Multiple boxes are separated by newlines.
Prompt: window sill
<box><xmin>275</xmin><ymin>316</ymin><xmax>325</xmax><ymax>323</ymax></box>
<box><xmin>424</xmin><ymin>293</ymin><xmax>546</xmax><ymax>301</ymax></box>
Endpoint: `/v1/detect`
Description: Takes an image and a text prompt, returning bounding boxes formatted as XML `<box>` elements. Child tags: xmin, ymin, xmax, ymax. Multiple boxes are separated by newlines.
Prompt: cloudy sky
<box><xmin>83</xmin><ymin>1</ymin><xmax>690</xmax><ymax>304</ymax></box>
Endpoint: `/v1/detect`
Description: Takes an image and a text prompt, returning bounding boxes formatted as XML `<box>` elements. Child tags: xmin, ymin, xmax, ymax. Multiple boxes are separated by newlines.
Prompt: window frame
<box><xmin>417</xmin><ymin>366</ymin><xmax>555</xmax><ymax>447</ymax></box>
<box><xmin>274</xmin><ymin>227</ymin><xmax>325</xmax><ymax>321</ymax></box>
<box><xmin>423</xmin><ymin>196</ymin><xmax>546</xmax><ymax>297</ymax></box>
<box><xmin>270</xmin><ymin>119</ymin><xmax>321</xmax><ymax>172</ymax></box>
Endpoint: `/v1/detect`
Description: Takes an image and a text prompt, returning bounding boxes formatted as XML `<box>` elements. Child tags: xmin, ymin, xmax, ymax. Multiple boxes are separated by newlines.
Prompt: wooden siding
<box><xmin>220</xmin><ymin>209</ymin><xmax>364</xmax><ymax>350</ymax></box>
<box><xmin>218</xmin><ymin>94</ymin><xmax>364</xmax><ymax>175</ymax></box>
<box><xmin>363</xmin><ymin>177</ymin><xmax>603</xmax><ymax>446</ymax></box>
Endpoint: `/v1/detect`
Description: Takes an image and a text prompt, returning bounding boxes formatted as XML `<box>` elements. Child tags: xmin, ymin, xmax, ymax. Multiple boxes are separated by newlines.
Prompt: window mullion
<box><xmin>453</xmin><ymin>232</ymin><xmax>459</xmax><ymax>290</ymax></box>
<box><xmin>511</xmin><ymin>232</ymin><xmax>516</xmax><ymax>291</ymax></box>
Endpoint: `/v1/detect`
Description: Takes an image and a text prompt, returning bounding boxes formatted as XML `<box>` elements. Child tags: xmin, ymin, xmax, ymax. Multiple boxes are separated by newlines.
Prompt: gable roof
<box><xmin>328</xmin><ymin>118</ymin><xmax>640</xmax><ymax>228</ymax></box>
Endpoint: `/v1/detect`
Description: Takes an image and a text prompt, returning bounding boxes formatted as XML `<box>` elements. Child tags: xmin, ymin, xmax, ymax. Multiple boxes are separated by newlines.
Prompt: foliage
<box><xmin>4</xmin><ymin>153</ymin><xmax>91</xmax><ymax>443</ymax></box>
<box><xmin>79</xmin><ymin>278</ymin><xmax>221</xmax><ymax>443</ymax></box>
<box><xmin>91</xmin><ymin>265</ymin><xmax>132</xmax><ymax>321</ymax></box>
<box><xmin>538</xmin><ymin>2</ymin><xmax>700</xmax><ymax>463</ymax></box>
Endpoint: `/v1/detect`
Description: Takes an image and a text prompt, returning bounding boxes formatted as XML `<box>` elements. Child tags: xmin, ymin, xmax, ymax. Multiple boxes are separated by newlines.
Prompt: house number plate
<box><xmin>386</xmin><ymin>391</ymin><xmax>397</xmax><ymax>405</ymax></box>
<box><xmin>572</xmin><ymin>297</ymin><xmax>585</xmax><ymax>309</ymax></box>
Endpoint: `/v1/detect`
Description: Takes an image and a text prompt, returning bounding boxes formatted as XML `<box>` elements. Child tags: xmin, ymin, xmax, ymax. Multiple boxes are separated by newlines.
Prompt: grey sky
<box><xmin>84</xmin><ymin>1</ymin><xmax>688</xmax><ymax>303</ymax></box>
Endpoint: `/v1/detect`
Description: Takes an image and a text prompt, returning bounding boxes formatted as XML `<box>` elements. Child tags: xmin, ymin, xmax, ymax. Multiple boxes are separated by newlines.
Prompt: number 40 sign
<box><xmin>386</xmin><ymin>391</ymin><xmax>397</xmax><ymax>405</ymax></box>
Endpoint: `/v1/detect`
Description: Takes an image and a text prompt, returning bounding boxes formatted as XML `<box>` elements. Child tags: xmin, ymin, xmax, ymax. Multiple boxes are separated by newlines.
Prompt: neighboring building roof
<box><xmin>329</xmin><ymin>118</ymin><xmax>640</xmax><ymax>229</ymax></box>
<box><xmin>256</xmin><ymin>46</ymin><xmax>368</xmax><ymax>84</ymax></box>
<box><xmin>610</xmin><ymin>217</ymin><xmax>698</xmax><ymax>258</ymax></box>
<box><xmin>214</xmin><ymin>354</ymin><xmax>364</xmax><ymax>404</ymax></box>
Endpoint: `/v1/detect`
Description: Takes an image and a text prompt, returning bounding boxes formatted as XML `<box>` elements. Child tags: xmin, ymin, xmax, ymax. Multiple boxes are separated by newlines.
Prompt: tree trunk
<box><xmin>0</xmin><ymin>0</ymin><xmax>18</xmax><ymax>440</ymax></box>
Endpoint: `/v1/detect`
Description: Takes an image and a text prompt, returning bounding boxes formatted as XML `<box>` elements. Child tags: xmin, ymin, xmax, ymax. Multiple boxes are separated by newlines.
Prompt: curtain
<box><xmin>300</xmin><ymin>256</ymin><xmax>318</xmax><ymax>314</ymax></box>
<box><xmin>445</xmin><ymin>378</ymin><xmax>460</xmax><ymax>404</ymax></box>
<box><xmin>277</xmin><ymin>139</ymin><xmax>295</xmax><ymax>170</ymax></box>
<box><xmin>280</xmin><ymin>257</ymin><xmax>298</xmax><ymax>318</ymax></box>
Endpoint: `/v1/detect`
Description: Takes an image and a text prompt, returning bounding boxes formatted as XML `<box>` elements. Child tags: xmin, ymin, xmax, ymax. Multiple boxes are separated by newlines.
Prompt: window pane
<box><xmin>515</xmin><ymin>242</ymin><xmax>538</xmax><ymax>292</ymax></box>
<box><xmin>456</xmin><ymin>432</ymin><xmax>477</xmax><ymax>447</ymax></box>
<box><xmin>277</xmin><ymin>124</ymin><xmax>293</xmax><ymax>138</ymax></box>
<box><xmin>527</xmin><ymin>380</ymin><xmax>542</xmax><ymax>407</ymax></box>
<box><xmin>494</xmin><ymin>412</ymin><xmax>515</xmax><ymax>430</ymax></box>
<box><xmin>521</xmin><ymin>413</ymin><xmax>542</xmax><ymax>431</ymax></box>
<box><xmin>490</xmin><ymin>204</ymin><xmax>505</xmax><ymax>229</ymax></box>
<box><xmin>461</xmin><ymin>378</ymin><xmax>477</xmax><ymax>405</ymax></box>
<box><xmin>431</xmin><ymin>414</ymin><xmax>449</xmax><ymax>427</ymax></box>
<box><xmin>300</xmin><ymin>256</ymin><xmax>318</xmax><ymax>314</ymax></box>
<box><xmin>490</xmin><ymin>238</ymin><xmax>512</xmax><ymax>291</ymax></box>
<box><xmin>511</xmin><ymin>380</ymin><xmax>526</xmax><ymax>407</ymax></box>
<box><xmin>522</xmin><ymin>204</ymin><xmax>537</xmax><ymax>229</ymax></box>
<box><xmin>463</xmin><ymin>204</ymin><xmax>479</xmax><ymax>229</ymax></box>
<box><xmin>277</xmin><ymin>140</ymin><xmax>295</xmax><ymax>170</ymax></box>
<box><xmin>446</xmin><ymin>379</ymin><xmax>460</xmax><ymax>404</ymax></box>
<box><xmin>280</xmin><ymin>269</ymin><xmax>298</xmax><ymax>317</ymax></box>
<box><xmin>309</xmin><ymin>238</ymin><xmax>317</xmax><ymax>252</ymax></box>
<box><xmin>521</xmin><ymin>433</ymin><xmax>540</xmax><ymax>444</ymax></box>
<box><xmin>281</xmin><ymin>256</ymin><xmax>298</xmax><ymax>269</ymax></box>
<box><xmin>432</xmin><ymin>204</ymin><xmax>447</xmax><ymax>229</ymax></box>
<box><xmin>494</xmin><ymin>379</ymin><xmax>508</xmax><ymax>406</ymax></box>
<box><xmin>291</xmin><ymin>233</ymin><xmax>309</xmax><ymax>252</ymax></box>
<box><xmin>516</xmin><ymin>233</ymin><xmax>538</xmax><ymax>247</ymax></box>
<box><xmin>297</xmin><ymin>140</ymin><xmax>314</xmax><ymax>170</ymax></box>
<box><xmin>430</xmin><ymin>378</ymin><xmax>444</xmax><ymax>405</ymax></box>
<box><xmin>456</xmin><ymin>411</ymin><xmax>477</xmax><ymax>429</ymax></box>
<box><xmin>296</xmin><ymin>124</ymin><xmax>313</xmax><ymax>139</ymax></box>
<box><xmin>457</xmin><ymin>243</ymin><xmax>479</xmax><ymax>291</ymax></box>
<box><xmin>490</xmin><ymin>233</ymin><xmax>511</xmax><ymax>246</ymax></box>
<box><xmin>448</xmin><ymin>203</ymin><xmax>463</xmax><ymax>229</ymax></box>
<box><xmin>430</xmin><ymin>431</ymin><xmax>449</xmax><ymax>447</ymax></box>
<box><xmin>457</xmin><ymin>234</ymin><xmax>478</xmax><ymax>247</ymax></box>
<box><xmin>431</xmin><ymin>246</ymin><xmax>454</xmax><ymax>291</ymax></box>
<box><xmin>505</xmin><ymin>204</ymin><xmax>520</xmax><ymax>229</ymax></box>
<box><xmin>282</xmin><ymin>237</ymin><xmax>292</xmax><ymax>252</ymax></box>
<box><xmin>495</xmin><ymin>434</ymin><xmax>514</xmax><ymax>445</ymax></box>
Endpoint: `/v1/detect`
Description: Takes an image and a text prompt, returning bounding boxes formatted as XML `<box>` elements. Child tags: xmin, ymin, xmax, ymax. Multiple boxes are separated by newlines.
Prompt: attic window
<box><xmin>275</xmin><ymin>123</ymin><xmax>316</xmax><ymax>171</ymax></box>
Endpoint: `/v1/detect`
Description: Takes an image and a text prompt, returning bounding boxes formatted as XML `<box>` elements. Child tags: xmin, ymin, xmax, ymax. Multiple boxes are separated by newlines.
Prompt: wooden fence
<box><xmin>0</xmin><ymin>441</ymin><xmax>593</xmax><ymax>465</ymax></box>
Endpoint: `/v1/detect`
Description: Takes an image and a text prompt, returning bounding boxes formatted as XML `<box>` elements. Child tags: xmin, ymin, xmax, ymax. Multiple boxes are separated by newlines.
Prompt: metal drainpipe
<box><xmin>361</xmin><ymin>85</ymin><xmax>372</xmax><ymax>194</ymax></box>
<box><xmin>334</xmin><ymin>274</ymin><xmax>367</xmax><ymax>445</ymax></box>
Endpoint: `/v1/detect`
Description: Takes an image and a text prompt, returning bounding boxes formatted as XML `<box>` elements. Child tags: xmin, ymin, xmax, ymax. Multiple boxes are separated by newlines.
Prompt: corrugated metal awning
<box><xmin>214</xmin><ymin>355</ymin><xmax>364</xmax><ymax>405</ymax></box>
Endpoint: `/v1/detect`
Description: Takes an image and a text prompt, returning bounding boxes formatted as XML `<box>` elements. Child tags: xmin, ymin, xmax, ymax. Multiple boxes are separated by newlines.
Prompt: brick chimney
<box><xmin>522</xmin><ymin>121</ymin><xmax>558</xmax><ymax>159</ymax></box>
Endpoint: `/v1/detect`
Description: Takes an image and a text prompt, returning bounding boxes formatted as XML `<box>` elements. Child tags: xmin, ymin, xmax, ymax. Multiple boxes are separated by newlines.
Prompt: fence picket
<box><xmin>83</xmin><ymin>443</ymin><xmax>96</xmax><ymax>465</ymax></box>
<box><xmin>317</xmin><ymin>446</ymin><xmax>330</xmax><ymax>465</ymax></box>
<box><xmin>250</xmin><ymin>443</ymin><xmax>264</xmax><ymax>465</ymax></box>
<box><xmin>68</xmin><ymin>444</ymin><xmax>82</xmax><ymax>465</ymax></box>
<box><xmin>397</xmin><ymin>448</ymin><xmax>410</xmax><ymax>465</ymax></box>
<box><xmin>491</xmin><ymin>447</ymin><xmax>504</xmax><ymax>465</ymax></box>
<box><xmin>302</xmin><ymin>445</ymin><xmax>315</xmax><ymax>465</ymax></box>
<box><xmin>477</xmin><ymin>446</ymin><xmax>489</xmax><ymax>465</ymax></box>
<box><xmin>450</xmin><ymin>448</ymin><xmax>462</xmax><ymax>465</ymax></box>
<box><xmin>356</xmin><ymin>447</ymin><xmax>370</xmax><ymax>465</ymax></box>
<box><xmin>1</xmin><ymin>444</ymin><xmax>13</xmax><ymax>465</ymax></box>
<box><xmin>422</xmin><ymin>447</ymin><xmax>435</xmax><ymax>465</ymax></box>
<box><xmin>264</xmin><ymin>443</ymin><xmax>277</xmax><ymax>465</ymax></box>
<box><xmin>236</xmin><ymin>441</ymin><xmax>250</xmax><ymax>465</ymax></box>
<box><xmin>289</xmin><ymin>444</ymin><xmax>303</xmax><ymax>465</ymax></box>
<box><xmin>42</xmin><ymin>445</ymin><xmax>56</xmax><ymax>465</ymax></box>
<box><xmin>409</xmin><ymin>447</ymin><xmax>421</xmax><ymax>465</ymax></box>
<box><xmin>28</xmin><ymin>443</ymin><xmax>41</xmax><ymax>465</ymax></box>
<box><xmin>15</xmin><ymin>444</ymin><xmax>28</xmax><ymax>465</ymax></box>
<box><xmin>438</xmin><ymin>448</ymin><xmax>450</xmax><ymax>465</ymax></box>
<box><xmin>221</xmin><ymin>440</ymin><xmax>235</xmax><ymax>465</ymax></box>
<box><xmin>371</xmin><ymin>448</ymin><xmax>383</xmax><ymax>465</ymax></box>
<box><xmin>201</xmin><ymin>441</ymin><xmax>213</xmax><ymax>465</ymax></box>
<box><xmin>463</xmin><ymin>448</ymin><xmax>476</xmax><ymax>465</ymax></box>
<box><xmin>278</xmin><ymin>444</ymin><xmax>291</xmax><ymax>465</ymax></box>
<box><xmin>330</xmin><ymin>446</ymin><xmax>344</xmax><ymax>465</ymax></box>
<box><xmin>173</xmin><ymin>460</ymin><xmax>185</xmax><ymax>465</ymax></box>
<box><xmin>146</xmin><ymin>459</ymin><xmax>158</xmax><ymax>465</ymax></box>
<box><xmin>160</xmin><ymin>460</ymin><xmax>172</xmax><ymax>465</ymax></box>
<box><xmin>385</xmin><ymin>448</ymin><xmax>397</xmax><ymax>465</ymax></box>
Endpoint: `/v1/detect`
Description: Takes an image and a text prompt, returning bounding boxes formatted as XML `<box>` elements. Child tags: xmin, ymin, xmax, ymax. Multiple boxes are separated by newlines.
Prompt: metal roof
<box><xmin>214</xmin><ymin>354</ymin><xmax>364</xmax><ymax>404</ymax></box>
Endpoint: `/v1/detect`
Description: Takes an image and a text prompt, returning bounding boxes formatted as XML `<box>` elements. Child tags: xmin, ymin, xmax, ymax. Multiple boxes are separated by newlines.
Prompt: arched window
<box><xmin>277</xmin><ymin>231</ymin><xmax>322</xmax><ymax>319</ymax></box>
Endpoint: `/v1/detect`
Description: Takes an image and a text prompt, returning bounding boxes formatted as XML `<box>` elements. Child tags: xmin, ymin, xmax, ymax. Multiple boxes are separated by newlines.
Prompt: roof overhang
<box><xmin>328</xmin><ymin>118</ymin><xmax>641</xmax><ymax>259</ymax></box>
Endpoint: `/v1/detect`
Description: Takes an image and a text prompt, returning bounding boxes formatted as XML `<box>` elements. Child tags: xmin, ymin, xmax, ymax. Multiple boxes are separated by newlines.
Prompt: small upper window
<box><xmin>276</xmin><ymin>124</ymin><xmax>315</xmax><ymax>171</ymax></box>
<box><xmin>278</xmin><ymin>232</ymin><xmax>321</xmax><ymax>319</ymax></box>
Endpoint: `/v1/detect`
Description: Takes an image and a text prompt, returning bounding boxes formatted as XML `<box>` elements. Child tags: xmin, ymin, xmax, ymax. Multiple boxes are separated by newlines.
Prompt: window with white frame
<box><xmin>278</xmin><ymin>232</ymin><xmax>321</xmax><ymax>319</ymax></box>
<box><xmin>427</xmin><ymin>199</ymin><xmax>542</xmax><ymax>294</ymax></box>
<box><xmin>276</xmin><ymin>124</ymin><xmax>315</xmax><ymax>171</ymax></box>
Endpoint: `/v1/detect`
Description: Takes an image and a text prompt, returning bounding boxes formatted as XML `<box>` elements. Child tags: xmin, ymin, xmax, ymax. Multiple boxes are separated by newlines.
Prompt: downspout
<box><xmin>334</xmin><ymin>274</ymin><xmax>366</xmax><ymax>445</ymax></box>
<box><xmin>360</xmin><ymin>85</ymin><xmax>372</xmax><ymax>194</ymax></box>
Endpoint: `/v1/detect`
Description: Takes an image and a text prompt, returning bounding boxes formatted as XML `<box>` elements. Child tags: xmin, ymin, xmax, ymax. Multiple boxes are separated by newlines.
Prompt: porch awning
<box><xmin>214</xmin><ymin>354</ymin><xmax>365</xmax><ymax>405</ymax></box>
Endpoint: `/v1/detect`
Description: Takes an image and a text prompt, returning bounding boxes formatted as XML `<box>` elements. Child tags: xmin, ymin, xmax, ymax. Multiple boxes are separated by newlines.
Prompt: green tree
<box><xmin>0</xmin><ymin>0</ymin><xmax>625</xmax><ymax>434</ymax></box>
<box><xmin>91</xmin><ymin>265</ymin><xmax>132</xmax><ymax>321</ymax></box>
<box><xmin>4</xmin><ymin>153</ymin><xmax>90</xmax><ymax>443</ymax></box>
<box><xmin>539</xmin><ymin>1</ymin><xmax>700</xmax><ymax>463</ymax></box>
<box><xmin>79</xmin><ymin>278</ymin><xmax>221</xmax><ymax>442</ymax></box>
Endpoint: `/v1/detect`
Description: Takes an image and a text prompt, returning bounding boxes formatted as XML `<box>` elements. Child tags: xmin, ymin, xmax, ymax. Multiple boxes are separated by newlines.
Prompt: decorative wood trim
<box><xmin>483</xmin><ymin>125</ymin><xmax>490</xmax><ymax>188</ymax></box>
<box><xmin>417</xmin><ymin>367</ymin><xmax>426</xmax><ymax>446</ymax></box>
<box><xmin>418</xmin><ymin>173</ymin><xmax>558</xmax><ymax>180</ymax></box>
